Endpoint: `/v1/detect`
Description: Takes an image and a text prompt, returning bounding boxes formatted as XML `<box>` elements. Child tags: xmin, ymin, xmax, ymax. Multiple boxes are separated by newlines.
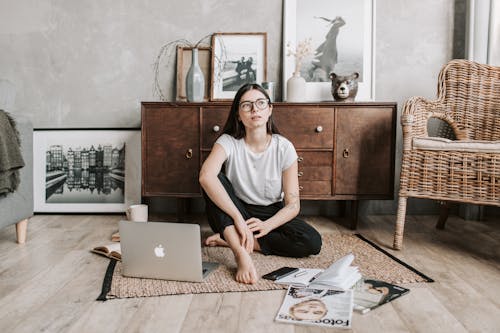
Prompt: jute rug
<box><xmin>98</xmin><ymin>233</ymin><xmax>432</xmax><ymax>300</ymax></box>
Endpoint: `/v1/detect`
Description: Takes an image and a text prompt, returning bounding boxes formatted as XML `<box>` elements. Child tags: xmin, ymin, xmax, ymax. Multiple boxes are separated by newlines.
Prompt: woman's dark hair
<box><xmin>222</xmin><ymin>83</ymin><xmax>280</xmax><ymax>139</ymax></box>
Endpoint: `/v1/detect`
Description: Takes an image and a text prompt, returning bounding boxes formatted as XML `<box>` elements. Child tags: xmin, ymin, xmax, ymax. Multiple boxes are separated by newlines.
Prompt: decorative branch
<box><xmin>152</xmin><ymin>34</ymin><xmax>212</xmax><ymax>101</ymax></box>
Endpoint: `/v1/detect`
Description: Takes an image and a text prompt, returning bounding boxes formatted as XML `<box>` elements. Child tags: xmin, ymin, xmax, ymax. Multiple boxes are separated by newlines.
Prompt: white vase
<box><xmin>286</xmin><ymin>72</ymin><xmax>306</xmax><ymax>102</ymax></box>
<box><xmin>186</xmin><ymin>48</ymin><xmax>205</xmax><ymax>102</ymax></box>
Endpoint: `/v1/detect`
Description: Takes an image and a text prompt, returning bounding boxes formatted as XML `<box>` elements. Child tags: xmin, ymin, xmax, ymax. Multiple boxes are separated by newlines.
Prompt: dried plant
<box><xmin>286</xmin><ymin>38</ymin><xmax>313</xmax><ymax>74</ymax></box>
<box><xmin>152</xmin><ymin>34</ymin><xmax>212</xmax><ymax>101</ymax></box>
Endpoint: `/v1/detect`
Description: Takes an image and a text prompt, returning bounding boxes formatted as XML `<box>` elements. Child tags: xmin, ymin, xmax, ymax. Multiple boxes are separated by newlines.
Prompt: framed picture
<box><xmin>210</xmin><ymin>32</ymin><xmax>267</xmax><ymax>101</ymax></box>
<box><xmin>33</xmin><ymin>129</ymin><xmax>141</xmax><ymax>213</ymax></box>
<box><xmin>283</xmin><ymin>0</ymin><xmax>375</xmax><ymax>101</ymax></box>
<box><xmin>176</xmin><ymin>46</ymin><xmax>212</xmax><ymax>101</ymax></box>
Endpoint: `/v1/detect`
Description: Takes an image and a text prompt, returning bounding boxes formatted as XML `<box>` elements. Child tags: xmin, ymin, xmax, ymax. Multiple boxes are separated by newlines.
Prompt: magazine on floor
<box><xmin>274</xmin><ymin>253</ymin><xmax>362</xmax><ymax>291</ymax></box>
<box><xmin>275</xmin><ymin>286</ymin><xmax>353</xmax><ymax>329</ymax></box>
<box><xmin>353</xmin><ymin>279</ymin><xmax>410</xmax><ymax>314</ymax></box>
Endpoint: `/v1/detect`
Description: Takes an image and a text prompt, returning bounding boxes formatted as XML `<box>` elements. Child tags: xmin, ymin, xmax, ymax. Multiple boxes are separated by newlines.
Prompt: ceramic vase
<box><xmin>286</xmin><ymin>72</ymin><xmax>306</xmax><ymax>102</ymax></box>
<box><xmin>186</xmin><ymin>48</ymin><xmax>205</xmax><ymax>102</ymax></box>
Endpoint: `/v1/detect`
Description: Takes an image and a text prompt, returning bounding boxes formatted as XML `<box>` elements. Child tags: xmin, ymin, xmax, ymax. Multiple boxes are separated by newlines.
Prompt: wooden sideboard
<box><xmin>141</xmin><ymin>101</ymin><xmax>397</xmax><ymax>228</ymax></box>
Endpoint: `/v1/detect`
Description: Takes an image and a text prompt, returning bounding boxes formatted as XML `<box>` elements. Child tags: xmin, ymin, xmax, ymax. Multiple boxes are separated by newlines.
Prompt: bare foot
<box><xmin>235</xmin><ymin>250</ymin><xmax>258</xmax><ymax>284</ymax></box>
<box><xmin>204</xmin><ymin>233</ymin><xmax>229</xmax><ymax>247</ymax></box>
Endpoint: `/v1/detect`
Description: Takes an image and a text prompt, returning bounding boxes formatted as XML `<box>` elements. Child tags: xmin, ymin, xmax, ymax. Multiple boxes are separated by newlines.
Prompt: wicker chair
<box><xmin>394</xmin><ymin>59</ymin><xmax>500</xmax><ymax>250</ymax></box>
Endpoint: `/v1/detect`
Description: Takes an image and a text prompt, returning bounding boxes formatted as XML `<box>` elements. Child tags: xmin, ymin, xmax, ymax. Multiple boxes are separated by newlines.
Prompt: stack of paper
<box><xmin>275</xmin><ymin>253</ymin><xmax>362</xmax><ymax>291</ymax></box>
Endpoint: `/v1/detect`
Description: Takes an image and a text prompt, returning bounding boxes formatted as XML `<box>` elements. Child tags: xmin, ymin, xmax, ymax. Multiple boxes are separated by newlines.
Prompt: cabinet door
<box><xmin>335</xmin><ymin>107</ymin><xmax>395</xmax><ymax>197</ymax></box>
<box><xmin>142</xmin><ymin>107</ymin><xmax>200</xmax><ymax>196</ymax></box>
<box><xmin>201</xmin><ymin>106</ymin><xmax>230</xmax><ymax>149</ymax></box>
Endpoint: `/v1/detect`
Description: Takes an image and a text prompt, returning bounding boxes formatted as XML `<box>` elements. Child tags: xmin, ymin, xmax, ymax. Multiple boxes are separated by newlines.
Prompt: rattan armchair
<box><xmin>394</xmin><ymin>59</ymin><xmax>500</xmax><ymax>250</ymax></box>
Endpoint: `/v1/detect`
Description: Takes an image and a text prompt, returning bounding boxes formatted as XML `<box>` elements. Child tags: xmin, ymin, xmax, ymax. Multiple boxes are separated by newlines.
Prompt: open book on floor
<box><xmin>275</xmin><ymin>286</ymin><xmax>353</xmax><ymax>329</ymax></box>
<box><xmin>274</xmin><ymin>253</ymin><xmax>362</xmax><ymax>291</ymax></box>
<box><xmin>111</xmin><ymin>231</ymin><xmax>120</xmax><ymax>242</ymax></box>
<box><xmin>353</xmin><ymin>279</ymin><xmax>410</xmax><ymax>314</ymax></box>
<box><xmin>91</xmin><ymin>243</ymin><xmax>121</xmax><ymax>261</ymax></box>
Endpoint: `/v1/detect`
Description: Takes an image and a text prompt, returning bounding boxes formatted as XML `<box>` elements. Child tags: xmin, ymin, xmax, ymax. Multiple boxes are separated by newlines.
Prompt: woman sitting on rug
<box><xmin>199</xmin><ymin>83</ymin><xmax>322</xmax><ymax>284</ymax></box>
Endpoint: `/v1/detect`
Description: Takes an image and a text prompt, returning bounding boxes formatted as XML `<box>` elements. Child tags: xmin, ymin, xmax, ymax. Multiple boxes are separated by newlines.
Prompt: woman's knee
<box><xmin>292</xmin><ymin>229</ymin><xmax>321</xmax><ymax>257</ymax></box>
<box><xmin>291</xmin><ymin>221</ymin><xmax>322</xmax><ymax>256</ymax></box>
<box><xmin>282</xmin><ymin>230</ymin><xmax>322</xmax><ymax>257</ymax></box>
<box><xmin>305</xmin><ymin>229</ymin><xmax>322</xmax><ymax>255</ymax></box>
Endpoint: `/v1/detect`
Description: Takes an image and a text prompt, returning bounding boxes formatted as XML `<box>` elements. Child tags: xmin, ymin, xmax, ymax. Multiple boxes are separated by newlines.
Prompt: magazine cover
<box><xmin>275</xmin><ymin>286</ymin><xmax>353</xmax><ymax>329</ymax></box>
<box><xmin>353</xmin><ymin>279</ymin><xmax>410</xmax><ymax>314</ymax></box>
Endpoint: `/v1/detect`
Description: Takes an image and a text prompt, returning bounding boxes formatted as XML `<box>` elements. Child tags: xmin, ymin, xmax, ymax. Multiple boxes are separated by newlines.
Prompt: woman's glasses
<box><xmin>239</xmin><ymin>98</ymin><xmax>269</xmax><ymax>112</ymax></box>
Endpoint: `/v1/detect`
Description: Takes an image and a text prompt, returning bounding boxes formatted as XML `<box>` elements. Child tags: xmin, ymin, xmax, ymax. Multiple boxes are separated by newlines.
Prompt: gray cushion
<box><xmin>413</xmin><ymin>137</ymin><xmax>500</xmax><ymax>153</ymax></box>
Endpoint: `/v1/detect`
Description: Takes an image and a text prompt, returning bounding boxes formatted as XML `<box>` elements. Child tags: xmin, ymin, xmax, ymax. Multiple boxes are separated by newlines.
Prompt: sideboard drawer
<box><xmin>296</xmin><ymin>151</ymin><xmax>332</xmax><ymax>181</ymax></box>
<box><xmin>298</xmin><ymin>166</ymin><xmax>332</xmax><ymax>181</ymax></box>
<box><xmin>296</xmin><ymin>151</ymin><xmax>332</xmax><ymax>166</ymax></box>
<box><xmin>273</xmin><ymin>107</ymin><xmax>334</xmax><ymax>149</ymax></box>
<box><xmin>299</xmin><ymin>180</ymin><xmax>332</xmax><ymax>196</ymax></box>
<box><xmin>201</xmin><ymin>106</ymin><xmax>229</xmax><ymax>149</ymax></box>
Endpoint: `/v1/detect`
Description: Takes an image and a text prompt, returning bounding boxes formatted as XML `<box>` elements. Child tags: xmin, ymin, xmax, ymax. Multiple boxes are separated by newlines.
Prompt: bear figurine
<box><xmin>330</xmin><ymin>72</ymin><xmax>359</xmax><ymax>102</ymax></box>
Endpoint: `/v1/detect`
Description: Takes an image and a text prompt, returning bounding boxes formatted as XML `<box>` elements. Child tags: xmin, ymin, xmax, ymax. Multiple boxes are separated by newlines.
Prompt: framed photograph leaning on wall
<box><xmin>283</xmin><ymin>0</ymin><xmax>375</xmax><ymax>101</ymax></box>
<box><xmin>210</xmin><ymin>32</ymin><xmax>267</xmax><ymax>101</ymax></box>
<box><xmin>33</xmin><ymin>129</ymin><xmax>141</xmax><ymax>213</ymax></box>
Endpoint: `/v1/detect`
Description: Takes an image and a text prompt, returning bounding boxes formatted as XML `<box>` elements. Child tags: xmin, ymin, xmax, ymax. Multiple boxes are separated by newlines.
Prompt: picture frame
<box><xmin>33</xmin><ymin>129</ymin><xmax>141</xmax><ymax>213</ymax></box>
<box><xmin>283</xmin><ymin>0</ymin><xmax>375</xmax><ymax>102</ymax></box>
<box><xmin>176</xmin><ymin>46</ymin><xmax>212</xmax><ymax>101</ymax></box>
<box><xmin>210</xmin><ymin>32</ymin><xmax>267</xmax><ymax>101</ymax></box>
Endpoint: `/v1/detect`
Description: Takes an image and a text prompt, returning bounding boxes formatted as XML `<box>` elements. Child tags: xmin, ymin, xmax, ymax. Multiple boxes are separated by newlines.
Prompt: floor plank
<box><xmin>237</xmin><ymin>290</ymin><xmax>293</xmax><ymax>333</ymax></box>
<box><xmin>124</xmin><ymin>295</ymin><xmax>193</xmax><ymax>333</ymax></box>
<box><xmin>392</xmin><ymin>287</ymin><xmax>469</xmax><ymax>333</ymax></box>
<box><xmin>180</xmin><ymin>292</ymin><xmax>242</xmax><ymax>333</ymax></box>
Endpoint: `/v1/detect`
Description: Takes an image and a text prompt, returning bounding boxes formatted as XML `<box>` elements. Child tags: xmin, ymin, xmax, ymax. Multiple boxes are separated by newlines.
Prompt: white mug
<box><xmin>126</xmin><ymin>204</ymin><xmax>148</xmax><ymax>222</ymax></box>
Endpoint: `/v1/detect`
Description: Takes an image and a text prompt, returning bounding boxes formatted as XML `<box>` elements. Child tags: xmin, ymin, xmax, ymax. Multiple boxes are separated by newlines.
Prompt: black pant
<box><xmin>203</xmin><ymin>173</ymin><xmax>322</xmax><ymax>257</ymax></box>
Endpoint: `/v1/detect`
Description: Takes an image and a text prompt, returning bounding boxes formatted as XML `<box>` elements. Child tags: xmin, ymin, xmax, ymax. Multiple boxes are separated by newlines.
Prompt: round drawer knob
<box><xmin>213</xmin><ymin>125</ymin><xmax>220</xmax><ymax>132</ymax></box>
<box><xmin>185</xmin><ymin>148</ymin><xmax>193</xmax><ymax>159</ymax></box>
<box><xmin>299</xmin><ymin>185</ymin><xmax>304</xmax><ymax>191</ymax></box>
<box><xmin>298</xmin><ymin>171</ymin><xmax>304</xmax><ymax>177</ymax></box>
<box><xmin>315</xmin><ymin>126</ymin><xmax>323</xmax><ymax>133</ymax></box>
<box><xmin>297</xmin><ymin>156</ymin><xmax>304</xmax><ymax>163</ymax></box>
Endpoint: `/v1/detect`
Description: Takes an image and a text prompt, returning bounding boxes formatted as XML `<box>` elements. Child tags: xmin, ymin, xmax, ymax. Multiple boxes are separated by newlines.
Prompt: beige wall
<box><xmin>0</xmin><ymin>0</ymin><xmax>461</xmax><ymax>214</ymax></box>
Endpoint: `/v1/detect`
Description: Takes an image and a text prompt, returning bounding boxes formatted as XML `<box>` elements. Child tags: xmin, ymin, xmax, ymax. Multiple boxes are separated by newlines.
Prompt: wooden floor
<box><xmin>0</xmin><ymin>213</ymin><xmax>499</xmax><ymax>333</ymax></box>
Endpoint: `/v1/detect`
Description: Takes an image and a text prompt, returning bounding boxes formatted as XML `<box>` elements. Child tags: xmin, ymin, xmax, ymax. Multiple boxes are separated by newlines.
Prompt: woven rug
<box><xmin>98</xmin><ymin>233</ymin><xmax>432</xmax><ymax>300</ymax></box>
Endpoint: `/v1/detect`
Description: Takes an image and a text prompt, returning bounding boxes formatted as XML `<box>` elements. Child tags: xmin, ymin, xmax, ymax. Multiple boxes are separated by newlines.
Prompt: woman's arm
<box><xmin>199</xmin><ymin>144</ymin><xmax>254</xmax><ymax>252</ymax></box>
<box><xmin>246</xmin><ymin>161</ymin><xmax>300</xmax><ymax>238</ymax></box>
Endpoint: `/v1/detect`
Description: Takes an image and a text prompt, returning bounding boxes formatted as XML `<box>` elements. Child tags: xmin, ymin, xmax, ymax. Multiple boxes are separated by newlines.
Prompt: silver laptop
<box><xmin>119</xmin><ymin>220</ymin><xmax>219</xmax><ymax>282</ymax></box>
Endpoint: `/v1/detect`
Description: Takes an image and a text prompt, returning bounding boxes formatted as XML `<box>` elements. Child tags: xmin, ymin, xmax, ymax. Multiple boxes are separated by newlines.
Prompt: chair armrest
<box><xmin>401</xmin><ymin>97</ymin><xmax>468</xmax><ymax>151</ymax></box>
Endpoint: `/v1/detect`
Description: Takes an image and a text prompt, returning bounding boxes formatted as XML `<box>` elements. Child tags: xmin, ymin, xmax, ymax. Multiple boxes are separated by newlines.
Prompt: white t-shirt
<box><xmin>215</xmin><ymin>134</ymin><xmax>298</xmax><ymax>206</ymax></box>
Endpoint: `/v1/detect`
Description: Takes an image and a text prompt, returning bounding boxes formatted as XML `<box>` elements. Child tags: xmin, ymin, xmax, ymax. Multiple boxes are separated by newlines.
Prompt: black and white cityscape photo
<box><xmin>44</xmin><ymin>142</ymin><xmax>125</xmax><ymax>203</ymax></box>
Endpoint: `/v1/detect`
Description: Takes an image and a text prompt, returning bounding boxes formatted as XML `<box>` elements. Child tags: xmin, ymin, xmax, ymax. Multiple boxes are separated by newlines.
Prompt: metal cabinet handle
<box><xmin>298</xmin><ymin>171</ymin><xmax>303</xmax><ymax>177</ymax></box>
<box><xmin>185</xmin><ymin>148</ymin><xmax>193</xmax><ymax>159</ymax></box>
<box><xmin>315</xmin><ymin>125</ymin><xmax>323</xmax><ymax>133</ymax></box>
<box><xmin>213</xmin><ymin>125</ymin><xmax>220</xmax><ymax>132</ymax></box>
<box><xmin>299</xmin><ymin>185</ymin><xmax>304</xmax><ymax>191</ymax></box>
<box><xmin>342</xmin><ymin>148</ymin><xmax>349</xmax><ymax>158</ymax></box>
<box><xmin>297</xmin><ymin>156</ymin><xmax>304</xmax><ymax>162</ymax></box>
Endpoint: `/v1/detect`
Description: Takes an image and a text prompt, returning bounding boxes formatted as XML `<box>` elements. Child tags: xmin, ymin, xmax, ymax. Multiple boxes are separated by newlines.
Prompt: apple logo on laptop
<box><xmin>154</xmin><ymin>244</ymin><xmax>165</xmax><ymax>258</ymax></box>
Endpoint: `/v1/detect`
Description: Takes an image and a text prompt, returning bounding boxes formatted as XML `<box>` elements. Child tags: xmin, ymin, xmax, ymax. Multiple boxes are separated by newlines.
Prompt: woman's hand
<box><xmin>234</xmin><ymin>218</ymin><xmax>254</xmax><ymax>253</ymax></box>
<box><xmin>246</xmin><ymin>217</ymin><xmax>271</xmax><ymax>238</ymax></box>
